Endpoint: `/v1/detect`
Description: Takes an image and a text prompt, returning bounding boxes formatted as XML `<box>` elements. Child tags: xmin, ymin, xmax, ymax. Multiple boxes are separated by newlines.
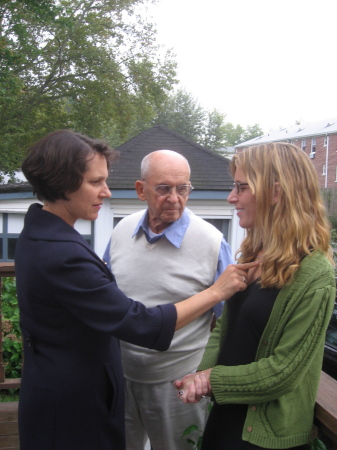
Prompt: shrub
<box><xmin>1</xmin><ymin>277</ymin><xmax>22</xmax><ymax>378</ymax></box>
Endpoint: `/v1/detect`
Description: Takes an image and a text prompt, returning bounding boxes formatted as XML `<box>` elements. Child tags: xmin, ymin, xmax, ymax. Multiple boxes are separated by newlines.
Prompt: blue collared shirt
<box><xmin>103</xmin><ymin>209</ymin><xmax>234</xmax><ymax>317</ymax></box>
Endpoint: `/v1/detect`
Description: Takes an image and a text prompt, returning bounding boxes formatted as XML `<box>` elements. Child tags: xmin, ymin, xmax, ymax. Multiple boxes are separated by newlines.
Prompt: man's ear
<box><xmin>135</xmin><ymin>180</ymin><xmax>146</xmax><ymax>201</ymax></box>
<box><xmin>272</xmin><ymin>182</ymin><xmax>281</xmax><ymax>205</ymax></box>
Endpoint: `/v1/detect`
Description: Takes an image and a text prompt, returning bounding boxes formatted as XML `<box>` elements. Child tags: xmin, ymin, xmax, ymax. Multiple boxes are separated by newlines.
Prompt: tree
<box><xmin>220</xmin><ymin>122</ymin><xmax>244</xmax><ymax>147</ymax></box>
<box><xmin>0</xmin><ymin>0</ymin><xmax>59</xmax><ymax>178</ymax></box>
<box><xmin>150</xmin><ymin>89</ymin><xmax>263</xmax><ymax>152</ymax></box>
<box><xmin>0</xmin><ymin>0</ymin><xmax>177</xmax><ymax>176</ymax></box>
<box><xmin>153</xmin><ymin>88</ymin><xmax>205</xmax><ymax>142</ymax></box>
<box><xmin>240</xmin><ymin>124</ymin><xmax>263</xmax><ymax>143</ymax></box>
<box><xmin>202</xmin><ymin>109</ymin><xmax>228</xmax><ymax>151</ymax></box>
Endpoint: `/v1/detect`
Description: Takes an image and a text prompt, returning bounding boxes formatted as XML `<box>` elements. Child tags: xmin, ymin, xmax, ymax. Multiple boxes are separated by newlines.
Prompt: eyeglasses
<box><xmin>145</xmin><ymin>182</ymin><xmax>194</xmax><ymax>197</ymax></box>
<box><xmin>232</xmin><ymin>182</ymin><xmax>249</xmax><ymax>194</ymax></box>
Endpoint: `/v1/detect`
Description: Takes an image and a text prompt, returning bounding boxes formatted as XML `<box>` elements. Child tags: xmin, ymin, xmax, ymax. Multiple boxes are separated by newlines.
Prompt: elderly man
<box><xmin>104</xmin><ymin>150</ymin><xmax>233</xmax><ymax>450</ymax></box>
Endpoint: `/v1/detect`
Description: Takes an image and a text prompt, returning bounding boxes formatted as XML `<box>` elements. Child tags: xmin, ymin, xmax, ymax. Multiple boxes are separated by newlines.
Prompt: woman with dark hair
<box><xmin>15</xmin><ymin>129</ymin><xmax>256</xmax><ymax>450</ymax></box>
<box><xmin>176</xmin><ymin>142</ymin><xmax>336</xmax><ymax>450</ymax></box>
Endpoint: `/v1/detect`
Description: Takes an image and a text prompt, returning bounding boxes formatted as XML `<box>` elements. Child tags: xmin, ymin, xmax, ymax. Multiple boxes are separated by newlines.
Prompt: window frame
<box><xmin>0</xmin><ymin>212</ymin><xmax>95</xmax><ymax>262</ymax></box>
<box><xmin>311</xmin><ymin>137</ymin><xmax>316</xmax><ymax>154</ymax></box>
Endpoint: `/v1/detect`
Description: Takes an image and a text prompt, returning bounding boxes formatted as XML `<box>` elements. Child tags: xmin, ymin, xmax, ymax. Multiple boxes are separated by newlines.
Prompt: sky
<box><xmin>141</xmin><ymin>0</ymin><xmax>337</xmax><ymax>133</ymax></box>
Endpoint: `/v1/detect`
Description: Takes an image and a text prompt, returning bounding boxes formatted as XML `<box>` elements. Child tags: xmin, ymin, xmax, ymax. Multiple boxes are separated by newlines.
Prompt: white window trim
<box><xmin>311</xmin><ymin>138</ymin><xmax>316</xmax><ymax>153</ymax></box>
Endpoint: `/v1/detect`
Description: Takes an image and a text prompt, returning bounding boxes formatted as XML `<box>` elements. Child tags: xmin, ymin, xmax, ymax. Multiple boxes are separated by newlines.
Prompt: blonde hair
<box><xmin>231</xmin><ymin>142</ymin><xmax>333</xmax><ymax>288</ymax></box>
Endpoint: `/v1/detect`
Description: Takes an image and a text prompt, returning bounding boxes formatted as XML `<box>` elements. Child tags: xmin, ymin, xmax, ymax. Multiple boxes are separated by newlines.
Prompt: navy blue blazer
<box><xmin>15</xmin><ymin>203</ymin><xmax>176</xmax><ymax>450</ymax></box>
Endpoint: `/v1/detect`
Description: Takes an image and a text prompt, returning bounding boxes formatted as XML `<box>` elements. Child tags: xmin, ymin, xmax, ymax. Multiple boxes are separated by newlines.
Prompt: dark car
<box><xmin>323</xmin><ymin>299</ymin><xmax>337</xmax><ymax>380</ymax></box>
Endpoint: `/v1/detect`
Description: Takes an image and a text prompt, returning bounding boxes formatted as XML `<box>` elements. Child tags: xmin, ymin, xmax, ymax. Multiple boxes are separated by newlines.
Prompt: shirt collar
<box><xmin>132</xmin><ymin>209</ymin><xmax>190</xmax><ymax>248</ymax></box>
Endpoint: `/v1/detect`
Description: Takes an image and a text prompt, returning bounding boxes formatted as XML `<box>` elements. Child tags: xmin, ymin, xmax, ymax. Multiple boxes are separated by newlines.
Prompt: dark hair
<box><xmin>22</xmin><ymin>129</ymin><xmax>119</xmax><ymax>202</ymax></box>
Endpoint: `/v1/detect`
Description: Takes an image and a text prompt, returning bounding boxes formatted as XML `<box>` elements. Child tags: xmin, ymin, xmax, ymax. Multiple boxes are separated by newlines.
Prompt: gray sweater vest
<box><xmin>110</xmin><ymin>209</ymin><xmax>223</xmax><ymax>383</ymax></box>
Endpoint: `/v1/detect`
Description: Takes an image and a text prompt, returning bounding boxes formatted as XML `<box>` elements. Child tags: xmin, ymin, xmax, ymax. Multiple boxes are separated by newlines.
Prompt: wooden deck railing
<box><xmin>0</xmin><ymin>263</ymin><xmax>337</xmax><ymax>449</ymax></box>
<box><xmin>315</xmin><ymin>371</ymin><xmax>337</xmax><ymax>448</ymax></box>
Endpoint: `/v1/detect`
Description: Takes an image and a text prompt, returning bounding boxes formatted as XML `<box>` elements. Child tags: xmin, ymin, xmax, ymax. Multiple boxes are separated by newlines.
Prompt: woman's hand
<box><xmin>174</xmin><ymin>369</ymin><xmax>212</xmax><ymax>404</ymax></box>
<box><xmin>210</xmin><ymin>261</ymin><xmax>259</xmax><ymax>301</ymax></box>
<box><xmin>175</xmin><ymin>261</ymin><xmax>259</xmax><ymax>330</ymax></box>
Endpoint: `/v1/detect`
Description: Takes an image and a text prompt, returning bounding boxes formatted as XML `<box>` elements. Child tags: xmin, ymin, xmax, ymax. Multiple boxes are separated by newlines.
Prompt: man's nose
<box><xmin>166</xmin><ymin>187</ymin><xmax>179</xmax><ymax>201</ymax></box>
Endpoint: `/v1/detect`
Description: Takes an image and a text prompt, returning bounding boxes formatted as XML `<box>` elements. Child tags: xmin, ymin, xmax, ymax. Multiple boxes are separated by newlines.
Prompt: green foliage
<box><xmin>2</xmin><ymin>338</ymin><xmax>22</xmax><ymax>378</ymax></box>
<box><xmin>0</xmin><ymin>0</ymin><xmax>177</xmax><ymax>174</ymax></box>
<box><xmin>0</xmin><ymin>0</ymin><xmax>264</xmax><ymax>170</ymax></box>
<box><xmin>0</xmin><ymin>389</ymin><xmax>19</xmax><ymax>402</ymax></box>
<box><xmin>154</xmin><ymin>89</ymin><xmax>206</xmax><ymax>143</ymax></box>
<box><xmin>0</xmin><ymin>0</ymin><xmax>60</xmax><ymax>173</ymax></box>
<box><xmin>181</xmin><ymin>424</ymin><xmax>203</xmax><ymax>450</ymax></box>
<box><xmin>219</xmin><ymin>122</ymin><xmax>263</xmax><ymax>147</ymax></box>
<box><xmin>202</xmin><ymin>109</ymin><xmax>228</xmax><ymax>151</ymax></box>
<box><xmin>329</xmin><ymin>216</ymin><xmax>337</xmax><ymax>230</ymax></box>
<box><xmin>309</xmin><ymin>437</ymin><xmax>327</xmax><ymax>450</ymax></box>
<box><xmin>150</xmin><ymin>88</ymin><xmax>263</xmax><ymax>152</ymax></box>
<box><xmin>240</xmin><ymin>124</ymin><xmax>264</xmax><ymax>144</ymax></box>
<box><xmin>181</xmin><ymin>402</ymin><xmax>213</xmax><ymax>449</ymax></box>
<box><xmin>329</xmin><ymin>216</ymin><xmax>337</xmax><ymax>275</ymax></box>
<box><xmin>1</xmin><ymin>277</ymin><xmax>22</xmax><ymax>378</ymax></box>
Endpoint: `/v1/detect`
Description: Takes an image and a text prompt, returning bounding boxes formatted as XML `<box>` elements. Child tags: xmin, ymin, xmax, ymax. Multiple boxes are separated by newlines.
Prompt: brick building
<box><xmin>235</xmin><ymin>118</ymin><xmax>337</xmax><ymax>188</ymax></box>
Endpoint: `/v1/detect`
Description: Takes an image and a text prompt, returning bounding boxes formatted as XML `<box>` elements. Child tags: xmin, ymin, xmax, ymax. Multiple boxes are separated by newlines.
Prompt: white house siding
<box><xmin>0</xmin><ymin>195</ymin><xmax>245</xmax><ymax>261</ymax></box>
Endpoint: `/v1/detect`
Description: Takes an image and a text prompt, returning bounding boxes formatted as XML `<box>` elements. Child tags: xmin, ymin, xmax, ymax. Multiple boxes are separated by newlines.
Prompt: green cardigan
<box><xmin>198</xmin><ymin>251</ymin><xmax>336</xmax><ymax>449</ymax></box>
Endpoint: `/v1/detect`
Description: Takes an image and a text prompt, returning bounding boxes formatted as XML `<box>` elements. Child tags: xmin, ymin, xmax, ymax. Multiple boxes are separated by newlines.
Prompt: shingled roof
<box><xmin>0</xmin><ymin>126</ymin><xmax>233</xmax><ymax>195</ymax></box>
<box><xmin>108</xmin><ymin>125</ymin><xmax>233</xmax><ymax>191</ymax></box>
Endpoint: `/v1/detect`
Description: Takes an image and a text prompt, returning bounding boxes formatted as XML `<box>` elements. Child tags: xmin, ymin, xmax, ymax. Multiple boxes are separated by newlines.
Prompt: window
<box><xmin>113</xmin><ymin>217</ymin><xmax>123</xmax><ymax>228</ymax></box>
<box><xmin>311</xmin><ymin>138</ymin><xmax>316</xmax><ymax>154</ymax></box>
<box><xmin>322</xmin><ymin>164</ymin><xmax>326</xmax><ymax>175</ymax></box>
<box><xmin>0</xmin><ymin>213</ymin><xmax>94</xmax><ymax>262</ymax></box>
<box><xmin>0</xmin><ymin>213</ymin><xmax>25</xmax><ymax>261</ymax></box>
<box><xmin>203</xmin><ymin>218</ymin><xmax>230</xmax><ymax>242</ymax></box>
<box><xmin>74</xmin><ymin>219</ymin><xmax>94</xmax><ymax>247</ymax></box>
<box><xmin>301</xmin><ymin>139</ymin><xmax>306</xmax><ymax>151</ymax></box>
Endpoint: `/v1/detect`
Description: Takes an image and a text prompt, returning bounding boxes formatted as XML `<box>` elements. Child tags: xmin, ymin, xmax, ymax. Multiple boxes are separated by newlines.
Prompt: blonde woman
<box><xmin>175</xmin><ymin>143</ymin><xmax>336</xmax><ymax>450</ymax></box>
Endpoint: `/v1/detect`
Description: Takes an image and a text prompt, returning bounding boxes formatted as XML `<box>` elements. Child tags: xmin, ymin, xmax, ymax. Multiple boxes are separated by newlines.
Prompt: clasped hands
<box><xmin>174</xmin><ymin>369</ymin><xmax>212</xmax><ymax>404</ymax></box>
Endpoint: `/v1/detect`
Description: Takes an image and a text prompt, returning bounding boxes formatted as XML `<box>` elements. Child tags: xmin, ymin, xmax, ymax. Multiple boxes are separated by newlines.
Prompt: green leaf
<box><xmin>181</xmin><ymin>424</ymin><xmax>199</xmax><ymax>438</ymax></box>
<box><xmin>196</xmin><ymin>436</ymin><xmax>203</xmax><ymax>450</ymax></box>
<box><xmin>310</xmin><ymin>438</ymin><xmax>327</xmax><ymax>450</ymax></box>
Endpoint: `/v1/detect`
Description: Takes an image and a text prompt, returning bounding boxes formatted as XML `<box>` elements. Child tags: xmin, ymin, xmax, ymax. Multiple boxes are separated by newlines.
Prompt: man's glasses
<box><xmin>146</xmin><ymin>183</ymin><xmax>194</xmax><ymax>197</ymax></box>
<box><xmin>232</xmin><ymin>182</ymin><xmax>249</xmax><ymax>194</ymax></box>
